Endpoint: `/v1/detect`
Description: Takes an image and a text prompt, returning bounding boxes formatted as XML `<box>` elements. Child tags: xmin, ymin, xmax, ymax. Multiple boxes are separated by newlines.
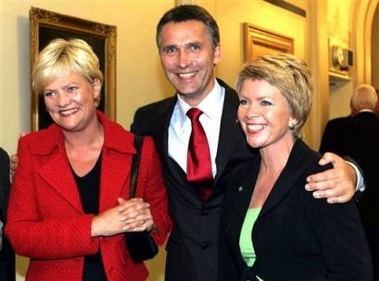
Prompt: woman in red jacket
<box><xmin>6</xmin><ymin>38</ymin><xmax>171</xmax><ymax>281</ymax></box>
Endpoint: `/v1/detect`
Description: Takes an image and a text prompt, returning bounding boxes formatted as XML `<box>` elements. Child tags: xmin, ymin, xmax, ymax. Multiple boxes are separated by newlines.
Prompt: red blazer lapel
<box><xmin>38</xmin><ymin>149</ymin><xmax>83</xmax><ymax>213</ymax></box>
<box><xmin>99</xmin><ymin>149</ymin><xmax>131</xmax><ymax>212</ymax></box>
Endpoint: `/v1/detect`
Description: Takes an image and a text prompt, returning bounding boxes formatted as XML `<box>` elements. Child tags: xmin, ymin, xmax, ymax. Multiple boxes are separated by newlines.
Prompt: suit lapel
<box><xmin>157</xmin><ymin>99</ymin><xmax>189</xmax><ymax>184</ymax></box>
<box><xmin>259</xmin><ymin>140</ymin><xmax>310</xmax><ymax>218</ymax></box>
<box><xmin>214</xmin><ymin>80</ymin><xmax>250</xmax><ymax>183</ymax></box>
<box><xmin>216</xmin><ymin>88</ymin><xmax>239</xmax><ymax>177</ymax></box>
<box><xmin>230</xmin><ymin>140</ymin><xmax>310</xmax><ymax>221</ymax></box>
<box><xmin>38</xmin><ymin>149</ymin><xmax>83</xmax><ymax>213</ymax></box>
<box><xmin>226</xmin><ymin>156</ymin><xmax>259</xmax><ymax>254</ymax></box>
<box><xmin>152</xmin><ymin>98</ymin><xmax>176</xmax><ymax>167</ymax></box>
<box><xmin>39</xmin><ymin>147</ymin><xmax>131</xmax><ymax>214</ymax></box>
<box><xmin>99</xmin><ymin>151</ymin><xmax>130</xmax><ymax>211</ymax></box>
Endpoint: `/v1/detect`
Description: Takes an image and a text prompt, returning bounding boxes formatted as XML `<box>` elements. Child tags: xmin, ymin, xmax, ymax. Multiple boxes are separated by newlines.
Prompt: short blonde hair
<box><xmin>236</xmin><ymin>53</ymin><xmax>312</xmax><ymax>138</ymax></box>
<box><xmin>32</xmin><ymin>38</ymin><xmax>103</xmax><ymax>97</ymax></box>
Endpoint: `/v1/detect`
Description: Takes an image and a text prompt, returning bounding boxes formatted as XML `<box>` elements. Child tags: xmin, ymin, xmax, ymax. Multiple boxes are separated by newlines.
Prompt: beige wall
<box><xmin>0</xmin><ymin>0</ymin><xmax>175</xmax><ymax>156</ymax></box>
<box><xmin>327</xmin><ymin>0</ymin><xmax>354</xmax><ymax>120</ymax></box>
<box><xmin>0</xmin><ymin>0</ymin><xmax>372</xmax><ymax>280</ymax></box>
<box><xmin>212</xmin><ymin>0</ymin><xmax>307</xmax><ymax>85</ymax></box>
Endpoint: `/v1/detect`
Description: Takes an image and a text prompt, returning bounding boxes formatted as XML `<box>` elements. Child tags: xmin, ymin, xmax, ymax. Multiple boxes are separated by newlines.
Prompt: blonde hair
<box><xmin>236</xmin><ymin>53</ymin><xmax>312</xmax><ymax>138</ymax></box>
<box><xmin>32</xmin><ymin>38</ymin><xmax>103</xmax><ymax>105</ymax></box>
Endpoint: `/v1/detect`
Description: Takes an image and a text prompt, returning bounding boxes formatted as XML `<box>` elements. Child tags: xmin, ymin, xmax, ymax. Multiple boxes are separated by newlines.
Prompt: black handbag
<box><xmin>124</xmin><ymin>135</ymin><xmax>158</xmax><ymax>263</ymax></box>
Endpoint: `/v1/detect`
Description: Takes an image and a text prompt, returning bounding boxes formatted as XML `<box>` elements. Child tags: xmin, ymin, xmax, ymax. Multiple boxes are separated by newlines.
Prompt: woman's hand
<box><xmin>117</xmin><ymin>197</ymin><xmax>154</xmax><ymax>232</ymax></box>
<box><xmin>91</xmin><ymin>198</ymin><xmax>153</xmax><ymax>237</ymax></box>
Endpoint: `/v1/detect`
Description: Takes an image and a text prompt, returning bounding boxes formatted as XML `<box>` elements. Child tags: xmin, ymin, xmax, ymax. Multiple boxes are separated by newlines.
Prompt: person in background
<box><xmin>0</xmin><ymin>147</ymin><xmax>15</xmax><ymax>281</ymax></box>
<box><xmin>130</xmin><ymin>4</ymin><xmax>363</xmax><ymax>281</ymax></box>
<box><xmin>320</xmin><ymin>83</ymin><xmax>379</xmax><ymax>280</ymax></box>
<box><xmin>6</xmin><ymin>38</ymin><xmax>171</xmax><ymax>281</ymax></box>
<box><xmin>219</xmin><ymin>54</ymin><xmax>372</xmax><ymax>281</ymax></box>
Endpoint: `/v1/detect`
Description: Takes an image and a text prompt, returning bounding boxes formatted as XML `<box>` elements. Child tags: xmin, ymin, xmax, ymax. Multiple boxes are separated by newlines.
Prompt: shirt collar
<box><xmin>358</xmin><ymin>109</ymin><xmax>375</xmax><ymax>113</ymax></box>
<box><xmin>176</xmin><ymin>79</ymin><xmax>224</xmax><ymax>121</ymax></box>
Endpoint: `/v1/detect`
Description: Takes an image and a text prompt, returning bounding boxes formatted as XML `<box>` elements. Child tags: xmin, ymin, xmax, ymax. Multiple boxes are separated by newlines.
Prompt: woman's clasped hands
<box><xmin>91</xmin><ymin>197</ymin><xmax>154</xmax><ymax>237</ymax></box>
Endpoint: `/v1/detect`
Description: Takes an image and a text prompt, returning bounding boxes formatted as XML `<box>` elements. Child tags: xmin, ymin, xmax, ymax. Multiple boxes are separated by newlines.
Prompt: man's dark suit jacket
<box><xmin>131</xmin><ymin>79</ymin><xmax>253</xmax><ymax>281</ymax></box>
<box><xmin>0</xmin><ymin>147</ymin><xmax>15</xmax><ymax>281</ymax></box>
<box><xmin>320</xmin><ymin>111</ymin><xmax>379</xmax><ymax>227</ymax></box>
<box><xmin>219</xmin><ymin>140</ymin><xmax>372</xmax><ymax>281</ymax></box>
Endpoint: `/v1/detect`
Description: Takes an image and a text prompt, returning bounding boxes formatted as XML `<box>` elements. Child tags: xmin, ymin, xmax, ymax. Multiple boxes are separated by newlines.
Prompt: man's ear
<box><xmin>213</xmin><ymin>43</ymin><xmax>221</xmax><ymax>65</ymax></box>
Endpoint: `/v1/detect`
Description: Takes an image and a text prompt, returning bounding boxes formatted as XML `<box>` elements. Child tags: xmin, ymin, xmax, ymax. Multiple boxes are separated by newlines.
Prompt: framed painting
<box><xmin>29</xmin><ymin>7</ymin><xmax>117</xmax><ymax>131</ymax></box>
<box><xmin>243</xmin><ymin>23</ymin><xmax>294</xmax><ymax>61</ymax></box>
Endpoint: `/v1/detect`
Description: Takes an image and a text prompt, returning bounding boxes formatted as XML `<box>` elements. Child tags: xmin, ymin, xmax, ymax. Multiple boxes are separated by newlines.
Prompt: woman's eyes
<box><xmin>261</xmin><ymin>100</ymin><xmax>272</xmax><ymax>106</ymax></box>
<box><xmin>239</xmin><ymin>99</ymin><xmax>272</xmax><ymax>106</ymax></box>
<box><xmin>239</xmin><ymin>99</ymin><xmax>248</xmax><ymax>105</ymax></box>
<box><xmin>67</xmin><ymin>86</ymin><xmax>78</xmax><ymax>93</ymax></box>
<box><xmin>44</xmin><ymin>91</ymin><xmax>56</xmax><ymax>97</ymax></box>
<box><xmin>43</xmin><ymin>86</ymin><xmax>78</xmax><ymax>97</ymax></box>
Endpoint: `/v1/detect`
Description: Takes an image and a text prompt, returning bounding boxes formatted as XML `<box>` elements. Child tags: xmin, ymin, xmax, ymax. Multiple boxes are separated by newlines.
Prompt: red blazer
<box><xmin>6</xmin><ymin>111</ymin><xmax>171</xmax><ymax>281</ymax></box>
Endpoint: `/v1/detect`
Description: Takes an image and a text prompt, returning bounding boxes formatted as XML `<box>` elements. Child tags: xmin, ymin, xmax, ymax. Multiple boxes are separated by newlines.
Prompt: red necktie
<box><xmin>187</xmin><ymin>108</ymin><xmax>213</xmax><ymax>200</ymax></box>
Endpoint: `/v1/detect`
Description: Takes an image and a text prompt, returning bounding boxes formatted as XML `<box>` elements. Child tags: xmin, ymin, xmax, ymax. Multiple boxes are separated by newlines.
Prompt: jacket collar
<box><xmin>29</xmin><ymin>110</ymin><xmax>135</xmax><ymax>156</ymax></box>
<box><xmin>26</xmin><ymin>110</ymin><xmax>133</xmax><ymax>212</ymax></box>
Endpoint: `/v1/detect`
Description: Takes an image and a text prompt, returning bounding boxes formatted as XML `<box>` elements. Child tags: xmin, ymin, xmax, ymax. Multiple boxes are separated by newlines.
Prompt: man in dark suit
<box><xmin>0</xmin><ymin>147</ymin><xmax>15</xmax><ymax>281</ymax></box>
<box><xmin>320</xmin><ymin>84</ymin><xmax>379</xmax><ymax>280</ymax></box>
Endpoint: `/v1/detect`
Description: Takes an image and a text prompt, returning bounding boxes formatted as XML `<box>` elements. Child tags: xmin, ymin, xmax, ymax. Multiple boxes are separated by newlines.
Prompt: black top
<box><xmin>75</xmin><ymin>154</ymin><xmax>102</xmax><ymax>215</ymax></box>
<box><xmin>73</xmin><ymin>153</ymin><xmax>106</xmax><ymax>281</ymax></box>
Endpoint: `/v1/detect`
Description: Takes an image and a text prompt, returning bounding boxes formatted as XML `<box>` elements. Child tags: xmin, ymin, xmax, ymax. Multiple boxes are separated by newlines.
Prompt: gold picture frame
<box><xmin>243</xmin><ymin>23</ymin><xmax>294</xmax><ymax>61</ymax></box>
<box><xmin>29</xmin><ymin>7</ymin><xmax>117</xmax><ymax>131</ymax></box>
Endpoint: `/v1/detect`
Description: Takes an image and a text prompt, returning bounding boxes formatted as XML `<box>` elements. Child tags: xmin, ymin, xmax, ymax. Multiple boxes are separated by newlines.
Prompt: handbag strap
<box><xmin>130</xmin><ymin>135</ymin><xmax>144</xmax><ymax>198</ymax></box>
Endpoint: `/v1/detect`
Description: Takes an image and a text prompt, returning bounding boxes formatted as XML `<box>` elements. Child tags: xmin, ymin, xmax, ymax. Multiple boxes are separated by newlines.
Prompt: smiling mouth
<box><xmin>177</xmin><ymin>72</ymin><xmax>196</xmax><ymax>79</ymax></box>
<box><xmin>247</xmin><ymin>124</ymin><xmax>266</xmax><ymax>132</ymax></box>
<box><xmin>59</xmin><ymin>108</ymin><xmax>78</xmax><ymax>116</ymax></box>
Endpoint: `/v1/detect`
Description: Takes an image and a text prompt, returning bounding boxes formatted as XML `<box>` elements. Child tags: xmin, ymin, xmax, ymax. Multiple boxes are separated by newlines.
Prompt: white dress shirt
<box><xmin>168</xmin><ymin>79</ymin><xmax>225</xmax><ymax>178</ymax></box>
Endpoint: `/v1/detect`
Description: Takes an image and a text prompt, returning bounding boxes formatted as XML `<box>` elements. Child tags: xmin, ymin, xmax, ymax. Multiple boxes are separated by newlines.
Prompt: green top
<box><xmin>239</xmin><ymin>208</ymin><xmax>264</xmax><ymax>281</ymax></box>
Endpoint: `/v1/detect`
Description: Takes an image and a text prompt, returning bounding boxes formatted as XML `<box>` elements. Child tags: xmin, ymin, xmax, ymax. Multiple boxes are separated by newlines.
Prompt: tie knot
<box><xmin>187</xmin><ymin>108</ymin><xmax>203</xmax><ymax>121</ymax></box>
